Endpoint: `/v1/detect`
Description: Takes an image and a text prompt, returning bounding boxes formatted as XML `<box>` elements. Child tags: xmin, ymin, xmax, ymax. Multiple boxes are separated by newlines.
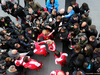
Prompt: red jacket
<box><xmin>15</xmin><ymin>55</ymin><xmax>25</xmax><ymax>66</ymax></box>
<box><xmin>37</xmin><ymin>30</ymin><xmax>53</xmax><ymax>41</ymax></box>
<box><xmin>54</xmin><ymin>53</ymin><xmax>68</xmax><ymax>64</ymax></box>
<box><xmin>39</xmin><ymin>40</ymin><xmax>56</xmax><ymax>52</ymax></box>
<box><xmin>15</xmin><ymin>55</ymin><xmax>42</xmax><ymax>70</ymax></box>
<box><xmin>33</xmin><ymin>42</ymin><xmax>48</xmax><ymax>56</ymax></box>
<box><xmin>37</xmin><ymin>33</ymin><xmax>50</xmax><ymax>40</ymax></box>
<box><xmin>23</xmin><ymin>58</ymin><xmax>41</xmax><ymax>69</ymax></box>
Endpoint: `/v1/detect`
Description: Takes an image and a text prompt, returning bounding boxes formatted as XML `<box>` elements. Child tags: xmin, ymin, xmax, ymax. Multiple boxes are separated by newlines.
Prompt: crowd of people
<box><xmin>0</xmin><ymin>0</ymin><xmax>100</xmax><ymax>75</ymax></box>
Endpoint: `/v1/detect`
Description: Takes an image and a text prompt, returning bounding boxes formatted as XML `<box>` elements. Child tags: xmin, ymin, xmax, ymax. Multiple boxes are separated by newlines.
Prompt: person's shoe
<box><xmin>44</xmin><ymin>52</ymin><xmax>49</xmax><ymax>56</ymax></box>
<box><xmin>36</xmin><ymin>67</ymin><xmax>39</xmax><ymax>71</ymax></box>
<box><xmin>40</xmin><ymin>62</ymin><xmax>43</xmax><ymax>68</ymax></box>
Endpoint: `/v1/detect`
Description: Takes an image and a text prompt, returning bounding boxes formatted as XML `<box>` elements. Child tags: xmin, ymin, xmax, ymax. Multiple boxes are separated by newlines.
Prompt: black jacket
<box><xmin>86</xmin><ymin>29</ymin><xmax>98</xmax><ymax>38</ymax></box>
<box><xmin>89</xmin><ymin>39</ymin><xmax>97</xmax><ymax>49</ymax></box>
<box><xmin>0</xmin><ymin>16</ymin><xmax>12</xmax><ymax>28</ymax></box>
<box><xmin>25</xmin><ymin>29</ymin><xmax>39</xmax><ymax>42</ymax></box>
<box><xmin>15</xmin><ymin>46</ymin><xmax>29</xmax><ymax>53</ymax></box>
<box><xmin>1</xmin><ymin>1</ymin><xmax>14</xmax><ymax>13</ymax></box>
<box><xmin>12</xmin><ymin>6</ymin><xmax>26</xmax><ymax>18</ymax></box>
<box><xmin>6</xmin><ymin>38</ymin><xmax>18</xmax><ymax>48</ymax></box>
<box><xmin>93</xmin><ymin>61</ymin><xmax>100</xmax><ymax>72</ymax></box>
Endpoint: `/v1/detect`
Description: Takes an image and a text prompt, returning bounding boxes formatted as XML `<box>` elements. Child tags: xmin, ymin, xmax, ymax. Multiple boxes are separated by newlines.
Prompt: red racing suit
<box><xmin>39</xmin><ymin>40</ymin><xmax>56</xmax><ymax>52</ymax></box>
<box><xmin>23</xmin><ymin>58</ymin><xmax>43</xmax><ymax>70</ymax></box>
<box><xmin>33</xmin><ymin>42</ymin><xmax>48</xmax><ymax>56</ymax></box>
<box><xmin>15</xmin><ymin>55</ymin><xmax>25</xmax><ymax>66</ymax></box>
<box><xmin>54</xmin><ymin>53</ymin><xmax>68</xmax><ymax>66</ymax></box>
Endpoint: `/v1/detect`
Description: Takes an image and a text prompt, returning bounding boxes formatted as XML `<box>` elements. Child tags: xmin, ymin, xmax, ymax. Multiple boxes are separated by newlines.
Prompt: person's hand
<box><xmin>72</xmin><ymin>5</ymin><xmax>76</xmax><ymax>7</ymax></box>
<box><xmin>31</xmin><ymin>43</ymin><xmax>33</xmax><ymax>45</ymax></box>
<box><xmin>6</xmin><ymin>9</ymin><xmax>8</xmax><ymax>11</ymax></box>
<box><xmin>80</xmin><ymin>30</ymin><xmax>83</xmax><ymax>33</ymax></box>
<box><xmin>87</xmin><ymin>10</ymin><xmax>90</xmax><ymax>13</ymax></box>
<box><xmin>60</xmin><ymin>37</ymin><xmax>63</xmax><ymax>39</ymax></box>
<box><xmin>97</xmin><ymin>68</ymin><xmax>100</xmax><ymax>72</ymax></box>
<box><xmin>37</xmin><ymin>42</ymin><xmax>40</xmax><ymax>44</ymax></box>
<box><xmin>42</xmin><ymin>23</ymin><xmax>45</xmax><ymax>26</ymax></box>
<box><xmin>58</xmin><ymin>27</ymin><xmax>62</xmax><ymax>30</ymax></box>
<box><xmin>2</xmin><ymin>43</ymin><xmax>5</xmax><ymax>45</ymax></box>
<box><xmin>91</xmin><ymin>59</ymin><xmax>94</xmax><ymax>62</ymax></box>
<box><xmin>26</xmin><ymin>21</ymin><xmax>29</xmax><ymax>23</ymax></box>
<box><xmin>29</xmin><ymin>2</ymin><xmax>31</xmax><ymax>4</ymax></box>
<box><xmin>52</xmin><ymin>30</ymin><xmax>55</xmax><ymax>32</ymax></box>
<box><xmin>77</xmin><ymin>68</ymin><xmax>80</xmax><ymax>70</ymax></box>
<box><xmin>33</xmin><ymin>40</ymin><xmax>35</xmax><ymax>43</ymax></box>
<box><xmin>46</xmin><ymin>25</ymin><xmax>51</xmax><ymax>29</ymax></box>
<box><xmin>12</xmin><ymin>59</ymin><xmax>14</xmax><ymax>62</ymax></box>
<box><xmin>66</xmin><ymin>72</ymin><xmax>69</xmax><ymax>75</ymax></box>
<box><xmin>37</xmin><ymin>27</ymin><xmax>39</xmax><ymax>30</ymax></box>
<box><xmin>82</xmin><ymin>29</ymin><xmax>85</xmax><ymax>32</ymax></box>
<box><xmin>0</xmin><ymin>43</ymin><xmax>2</xmax><ymax>46</ymax></box>
<box><xmin>62</xmin><ymin>15</ymin><xmax>65</xmax><ymax>18</ymax></box>
<box><xmin>51</xmin><ymin>7</ymin><xmax>53</xmax><ymax>9</ymax></box>
<box><xmin>0</xmin><ymin>53</ymin><xmax>2</xmax><ymax>55</ymax></box>
<box><xmin>31</xmin><ymin>46</ymin><xmax>34</xmax><ymax>49</ymax></box>
<box><xmin>8</xmin><ymin>33</ymin><xmax>11</xmax><ymax>35</ymax></box>
<box><xmin>34</xmin><ymin>14</ymin><xmax>38</xmax><ymax>16</ymax></box>
<box><xmin>2</xmin><ymin>66</ymin><xmax>5</xmax><ymax>69</ymax></box>
<box><xmin>3</xmin><ymin>27</ymin><xmax>5</xmax><ymax>29</ymax></box>
<box><xmin>10</xmin><ymin>22</ymin><xmax>12</xmax><ymax>24</ymax></box>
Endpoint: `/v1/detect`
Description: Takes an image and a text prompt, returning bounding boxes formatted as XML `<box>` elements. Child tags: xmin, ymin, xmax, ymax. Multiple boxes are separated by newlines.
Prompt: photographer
<box><xmin>80</xmin><ymin>22</ymin><xmax>89</xmax><ymax>33</ymax></box>
<box><xmin>11</xmin><ymin>23</ymin><xmax>24</xmax><ymax>35</ymax></box>
<box><xmin>12</xmin><ymin>4</ymin><xmax>26</xmax><ymax>22</ymax></box>
<box><xmin>58</xmin><ymin>27</ymin><xmax>68</xmax><ymax>40</ymax></box>
<box><xmin>73</xmin><ymin>33</ymin><xmax>88</xmax><ymax>47</ymax></box>
<box><xmin>28</xmin><ymin>8</ymin><xmax>35</xmax><ymax>21</ymax></box>
<box><xmin>33</xmin><ymin>19</ymin><xmax>43</xmax><ymax>32</ymax></box>
<box><xmin>85</xmin><ymin>25</ymin><xmax>98</xmax><ymax>38</ymax></box>
<box><xmin>1</xmin><ymin>0</ymin><xmax>14</xmax><ymax>14</ymax></box>
<box><xmin>44</xmin><ymin>17</ymin><xmax>56</xmax><ymax>31</ymax></box>
<box><xmin>25</xmin><ymin>15</ymin><xmax>34</xmax><ymax>29</ymax></box>
<box><xmin>78</xmin><ymin>35</ymin><xmax>88</xmax><ymax>48</ymax></box>
<box><xmin>67</xmin><ymin>23</ymin><xmax>80</xmax><ymax>37</ymax></box>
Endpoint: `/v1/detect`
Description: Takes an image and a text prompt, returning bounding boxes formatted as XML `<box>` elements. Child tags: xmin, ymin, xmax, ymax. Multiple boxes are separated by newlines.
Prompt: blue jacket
<box><xmin>65</xmin><ymin>10</ymin><xmax>75</xmax><ymax>18</ymax></box>
<box><xmin>46</xmin><ymin>0</ymin><xmax>59</xmax><ymax>13</ymax></box>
